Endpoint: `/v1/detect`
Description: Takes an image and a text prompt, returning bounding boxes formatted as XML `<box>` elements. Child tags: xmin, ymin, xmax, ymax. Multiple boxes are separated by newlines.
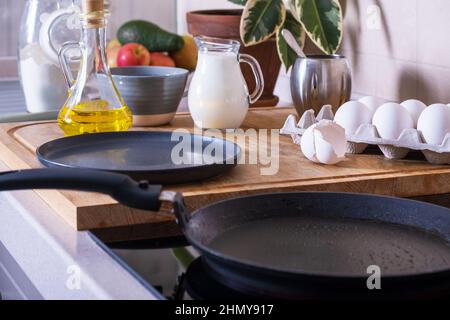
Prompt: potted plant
<box><xmin>187</xmin><ymin>0</ymin><xmax>343</xmax><ymax>107</ymax></box>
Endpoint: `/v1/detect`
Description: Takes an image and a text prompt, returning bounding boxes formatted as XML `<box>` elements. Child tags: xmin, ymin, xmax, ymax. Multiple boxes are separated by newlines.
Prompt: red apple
<box><xmin>117</xmin><ymin>43</ymin><xmax>151</xmax><ymax>67</ymax></box>
<box><xmin>150</xmin><ymin>52</ymin><xmax>176</xmax><ymax>67</ymax></box>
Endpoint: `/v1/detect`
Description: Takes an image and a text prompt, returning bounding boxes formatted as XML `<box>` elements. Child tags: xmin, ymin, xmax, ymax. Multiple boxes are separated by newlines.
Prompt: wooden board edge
<box><xmin>75</xmin><ymin>202</ymin><xmax>175</xmax><ymax>231</ymax></box>
<box><xmin>182</xmin><ymin>170</ymin><xmax>450</xmax><ymax>210</ymax></box>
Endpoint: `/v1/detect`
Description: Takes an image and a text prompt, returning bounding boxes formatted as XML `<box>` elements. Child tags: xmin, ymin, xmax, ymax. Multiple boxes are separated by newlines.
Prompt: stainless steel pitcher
<box><xmin>290</xmin><ymin>55</ymin><xmax>352</xmax><ymax>116</ymax></box>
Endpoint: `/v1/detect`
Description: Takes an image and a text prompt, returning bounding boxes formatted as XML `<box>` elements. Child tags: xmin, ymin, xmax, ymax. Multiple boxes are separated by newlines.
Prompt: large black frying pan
<box><xmin>1</xmin><ymin>168</ymin><xmax>449</xmax><ymax>299</ymax></box>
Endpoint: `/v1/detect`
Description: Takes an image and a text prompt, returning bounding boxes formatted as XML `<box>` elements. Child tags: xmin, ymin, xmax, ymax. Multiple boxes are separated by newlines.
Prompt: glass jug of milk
<box><xmin>188</xmin><ymin>37</ymin><xmax>264</xmax><ymax>129</ymax></box>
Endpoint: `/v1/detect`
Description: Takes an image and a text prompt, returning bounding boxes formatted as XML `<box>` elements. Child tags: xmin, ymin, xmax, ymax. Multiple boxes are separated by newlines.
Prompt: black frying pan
<box><xmin>1</xmin><ymin>168</ymin><xmax>449</xmax><ymax>299</ymax></box>
<box><xmin>36</xmin><ymin>131</ymin><xmax>241</xmax><ymax>184</ymax></box>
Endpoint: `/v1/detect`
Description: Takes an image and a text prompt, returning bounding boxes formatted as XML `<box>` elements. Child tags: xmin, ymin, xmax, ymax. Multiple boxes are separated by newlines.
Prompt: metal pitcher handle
<box><xmin>58</xmin><ymin>41</ymin><xmax>80</xmax><ymax>89</ymax></box>
<box><xmin>239</xmin><ymin>53</ymin><xmax>264</xmax><ymax>104</ymax></box>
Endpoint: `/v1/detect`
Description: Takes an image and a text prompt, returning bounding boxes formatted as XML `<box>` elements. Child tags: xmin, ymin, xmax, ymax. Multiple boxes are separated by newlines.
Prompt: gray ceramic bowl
<box><xmin>110</xmin><ymin>66</ymin><xmax>189</xmax><ymax>127</ymax></box>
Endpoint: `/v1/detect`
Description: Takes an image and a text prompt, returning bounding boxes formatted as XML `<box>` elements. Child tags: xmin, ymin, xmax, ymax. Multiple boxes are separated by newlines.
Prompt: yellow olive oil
<box><xmin>58</xmin><ymin>100</ymin><xmax>133</xmax><ymax>136</ymax></box>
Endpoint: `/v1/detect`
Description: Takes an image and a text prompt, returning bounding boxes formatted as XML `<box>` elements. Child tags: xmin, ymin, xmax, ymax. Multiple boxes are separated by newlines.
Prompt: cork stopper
<box><xmin>82</xmin><ymin>0</ymin><xmax>105</xmax><ymax>28</ymax></box>
<box><xmin>82</xmin><ymin>0</ymin><xmax>104</xmax><ymax>14</ymax></box>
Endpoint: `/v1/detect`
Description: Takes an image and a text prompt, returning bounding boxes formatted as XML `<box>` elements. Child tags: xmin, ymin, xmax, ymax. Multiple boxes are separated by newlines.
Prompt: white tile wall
<box><xmin>342</xmin><ymin>0</ymin><xmax>450</xmax><ymax>105</ymax></box>
<box><xmin>109</xmin><ymin>0</ymin><xmax>176</xmax><ymax>35</ymax></box>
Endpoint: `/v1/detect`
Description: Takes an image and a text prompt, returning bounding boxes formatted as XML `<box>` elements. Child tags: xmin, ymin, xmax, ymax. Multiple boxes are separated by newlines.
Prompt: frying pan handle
<box><xmin>0</xmin><ymin>169</ymin><xmax>163</xmax><ymax>212</ymax></box>
<box><xmin>160</xmin><ymin>191</ymin><xmax>191</xmax><ymax>229</ymax></box>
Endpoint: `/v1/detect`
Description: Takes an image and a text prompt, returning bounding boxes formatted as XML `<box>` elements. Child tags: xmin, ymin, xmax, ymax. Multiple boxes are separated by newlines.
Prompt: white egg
<box><xmin>372</xmin><ymin>103</ymin><xmax>414</xmax><ymax>140</ymax></box>
<box><xmin>301</xmin><ymin>120</ymin><xmax>347</xmax><ymax>165</ymax></box>
<box><xmin>359</xmin><ymin>96</ymin><xmax>388</xmax><ymax>115</ymax></box>
<box><xmin>417</xmin><ymin>104</ymin><xmax>450</xmax><ymax>146</ymax></box>
<box><xmin>334</xmin><ymin>101</ymin><xmax>372</xmax><ymax>136</ymax></box>
<box><xmin>401</xmin><ymin>99</ymin><xmax>427</xmax><ymax>127</ymax></box>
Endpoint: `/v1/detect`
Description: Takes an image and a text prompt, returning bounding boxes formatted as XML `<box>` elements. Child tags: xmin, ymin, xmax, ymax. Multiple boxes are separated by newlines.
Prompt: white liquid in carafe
<box><xmin>188</xmin><ymin>52</ymin><xmax>250</xmax><ymax>129</ymax></box>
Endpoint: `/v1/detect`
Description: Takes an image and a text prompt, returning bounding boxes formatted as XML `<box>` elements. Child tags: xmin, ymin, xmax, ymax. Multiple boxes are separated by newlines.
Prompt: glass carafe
<box><xmin>58</xmin><ymin>0</ymin><xmax>132</xmax><ymax>136</ymax></box>
<box><xmin>19</xmin><ymin>0</ymin><xmax>81</xmax><ymax>113</ymax></box>
<box><xmin>188</xmin><ymin>37</ymin><xmax>264</xmax><ymax>129</ymax></box>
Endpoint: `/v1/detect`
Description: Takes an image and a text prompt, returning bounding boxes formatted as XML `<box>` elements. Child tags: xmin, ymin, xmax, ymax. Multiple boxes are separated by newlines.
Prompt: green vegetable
<box><xmin>117</xmin><ymin>20</ymin><xmax>184</xmax><ymax>52</ymax></box>
<box><xmin>171</xmin><ymin>248</ymin><xmax>195</xmax><ymax>270</ymax></box>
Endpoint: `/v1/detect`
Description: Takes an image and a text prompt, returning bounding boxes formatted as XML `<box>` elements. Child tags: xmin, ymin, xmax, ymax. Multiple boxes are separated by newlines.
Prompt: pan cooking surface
<box><xmin>209</xmin><ymin>216</ymin><xmax>450</xmax><ymax>276</ymax></box>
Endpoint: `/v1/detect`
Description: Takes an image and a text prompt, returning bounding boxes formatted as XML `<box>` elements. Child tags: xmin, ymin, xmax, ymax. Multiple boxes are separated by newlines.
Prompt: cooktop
<box><xmin>89</xmin><ymin>234</ymin><xmax>262</xmax><ymax>300</ymax></box>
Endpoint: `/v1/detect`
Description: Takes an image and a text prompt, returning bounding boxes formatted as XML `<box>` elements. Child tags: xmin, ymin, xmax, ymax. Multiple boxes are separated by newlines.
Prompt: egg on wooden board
<box><xmin>401</xmin><ymin>99</ymin><xmax>427</xmax><ymax>127</ymax></box>
<box><xmin>359</xmin><ymin>96</ymin><xmax>388</xmax><ymax>115</ymax></box>
<box><xmin>301</xmin><ymin>120</ymin><xmax>347</xmax><ymax>165</ymax></box>
<box><xmin>417</xmin><ymin>104</ymin><xmax>450</xmax><ymax>146</ymax></box>
<box><xmin>334</xmin><ymin>101</ymin><xmax>372</xmax><ymax>136</ymax></box>
<box><xmin>372</xmin><ymin>103</ymin><xmax>414</xmax><ymax>140</ymax></box>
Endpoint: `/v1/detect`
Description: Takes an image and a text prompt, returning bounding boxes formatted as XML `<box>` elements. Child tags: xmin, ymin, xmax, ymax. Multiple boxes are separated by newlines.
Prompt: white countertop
<box><xmin>0</xmin><ymin>161</ymin><xmax>161</xmax><ymax>300</ymax></box>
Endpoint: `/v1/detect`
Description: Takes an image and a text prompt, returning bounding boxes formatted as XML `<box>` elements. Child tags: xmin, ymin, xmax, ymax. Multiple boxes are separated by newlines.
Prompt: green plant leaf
<box><xmin>291</xmin><ymin>0</ymin><xmax>343</xmax><ymax>54</ymax></box>
<box><xmin>289</xmin><ymin>0</ymin><xmax>302</xmax><ymax>23</ymax></box>
<box><xmin>228</xmin><ymin>0</ymin><xmax>248</xmax><ymax>5</ymax></box>
<box><xmin>277</xmin><ymin>12</ymin><xmax>306</xmax><ymax>71</ymax></box>
<box><xmin>240</xmin><ymin>0</ymin><xmax>286</xmax><ymax>46</ymax></box>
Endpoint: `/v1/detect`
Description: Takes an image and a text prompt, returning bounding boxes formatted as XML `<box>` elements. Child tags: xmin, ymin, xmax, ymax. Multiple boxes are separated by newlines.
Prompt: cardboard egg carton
<box><xmin>280</xmin><ymin>105</ymin><xmax>450</xmax><ymax>165</ymax></box>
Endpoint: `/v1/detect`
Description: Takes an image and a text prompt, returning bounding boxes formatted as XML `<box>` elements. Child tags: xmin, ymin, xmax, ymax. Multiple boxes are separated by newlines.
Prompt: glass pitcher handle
<box><xmin>239</xmin><ymin>54</ymin><xmax>265</xmax><ymax>104</ymax></box>
<box><xmin>58</xmin><ymin>41</ymin><xmax>80</xmax><ymax>89</ymax></box>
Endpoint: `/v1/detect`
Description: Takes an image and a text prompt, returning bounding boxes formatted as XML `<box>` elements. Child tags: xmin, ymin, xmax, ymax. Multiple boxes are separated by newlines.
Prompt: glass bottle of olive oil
<box><xmin>58</xmin><ymin>0</ymin><xmax>132</xmax><ymax>136</ymax></box>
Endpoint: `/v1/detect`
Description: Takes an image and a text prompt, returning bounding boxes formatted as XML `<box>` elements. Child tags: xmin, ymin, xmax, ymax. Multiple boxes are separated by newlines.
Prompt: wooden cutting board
<box><xmin>1</xmin><ymin>107</ymin><xmax>450</xmax><ymax>236</ymax></box>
